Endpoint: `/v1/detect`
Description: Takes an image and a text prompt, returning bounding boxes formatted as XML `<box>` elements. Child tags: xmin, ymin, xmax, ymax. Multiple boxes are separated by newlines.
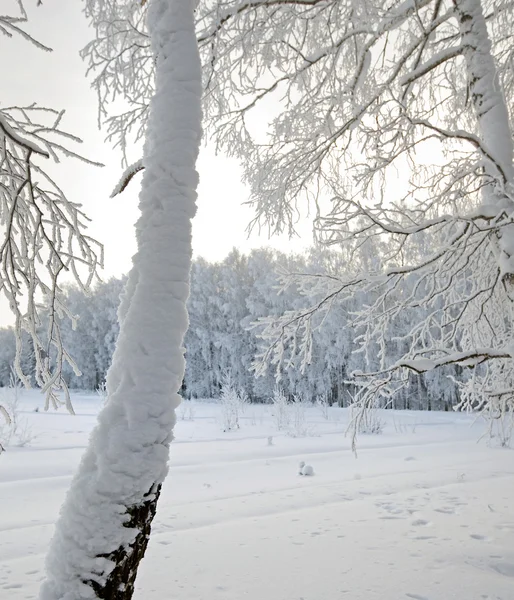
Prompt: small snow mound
<box><xmin>302</xmin><ymin>464</ymin><xmax>314</xmax><ymax>476</ymax></box>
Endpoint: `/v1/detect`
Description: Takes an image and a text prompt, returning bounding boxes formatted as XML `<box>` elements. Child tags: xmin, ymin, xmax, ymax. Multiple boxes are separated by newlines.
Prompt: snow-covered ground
<box><xmin>1</xmin><ymin>392</ymin><xmax>513</xmax><ymax>600</ymax></box>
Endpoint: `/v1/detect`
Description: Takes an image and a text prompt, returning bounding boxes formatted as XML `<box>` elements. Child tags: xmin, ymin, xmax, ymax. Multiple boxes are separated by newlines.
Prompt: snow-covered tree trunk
<box><xmin>39</xmin><ymin>0</ymin><xmax>202</xmax><ymax>599</ymax></box>
<box><xmin>454</xmin><ymin>0</ymin><xmax>514</xmax><ymax>280</ymax></box>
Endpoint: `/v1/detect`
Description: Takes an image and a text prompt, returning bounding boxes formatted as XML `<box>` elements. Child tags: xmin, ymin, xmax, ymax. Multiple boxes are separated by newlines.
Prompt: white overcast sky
<box><xmin>0</xmin><ymin>1</ymin><xmax>313</xmax><ymax>325</ymax></box>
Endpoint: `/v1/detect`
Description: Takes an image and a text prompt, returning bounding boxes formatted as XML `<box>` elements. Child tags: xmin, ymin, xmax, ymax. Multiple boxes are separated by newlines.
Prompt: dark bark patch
<box><xmin>86</xmin><ymin>484</ymin><xmax>161</xmax><ymax>600</ymax></box>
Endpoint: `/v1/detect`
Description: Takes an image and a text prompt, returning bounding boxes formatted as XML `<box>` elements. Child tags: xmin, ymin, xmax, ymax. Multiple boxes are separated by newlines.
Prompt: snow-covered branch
<box><xmin>110</xmin><ymin>158</ymin><xmax>144</xmax><ymax>197</ymax></box>
<box><xmin>364</xmin><ymin>348</ymin><xmax>513</xmax><ymax>376</ymax></box>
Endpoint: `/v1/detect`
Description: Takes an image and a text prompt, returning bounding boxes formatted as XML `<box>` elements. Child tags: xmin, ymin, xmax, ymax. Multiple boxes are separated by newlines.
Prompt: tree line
<box><xmin>0</xmin><ymin>247</ymin><xmax>460</xmax><ymax>411</ymax></box>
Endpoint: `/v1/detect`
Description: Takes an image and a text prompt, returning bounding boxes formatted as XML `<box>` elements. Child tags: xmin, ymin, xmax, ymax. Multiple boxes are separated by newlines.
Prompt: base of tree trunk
<box><xmin>87</xmin><ymin>485</ymin><xmax>161</xmax><ymax>600</ymax></box>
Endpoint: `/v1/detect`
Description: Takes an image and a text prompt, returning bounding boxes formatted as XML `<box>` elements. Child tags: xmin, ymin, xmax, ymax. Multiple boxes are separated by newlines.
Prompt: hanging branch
<box><xmin>1</xmin><ymin>3</ymin><xmax>103</xmax><ymax>410</ymax></box>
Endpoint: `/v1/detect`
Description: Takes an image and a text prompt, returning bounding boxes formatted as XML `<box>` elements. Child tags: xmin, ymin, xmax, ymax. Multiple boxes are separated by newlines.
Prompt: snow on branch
<box><xmin>0</xmin><ymin>113</ymin><xmax>50</xmax><ymax>157</ymax></box>
<box><xmin>366</xmin><ymin>348</ymin><xmax>513</xmax><ymax>376</ymax></box>
<box><xmin>110</xmin><ymin>159</ymin><xmax>144</xmax><ymax>197</ymax></box>
<box><xmin>0</xmin><ymin>3</ymin><xmax>52</xmax><ymax>52</ymax></box>
<box><xmin>400</xmin><ymin>45</ymin><xmax>465</xmax><ymax>87</ymax></box>
<box><xmin>406</xmin><ymin>117</ymin><xmax>511</xmax><ymax>186</ymax></box>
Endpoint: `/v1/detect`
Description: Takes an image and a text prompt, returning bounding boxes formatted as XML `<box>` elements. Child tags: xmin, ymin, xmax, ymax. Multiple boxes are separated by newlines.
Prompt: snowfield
<box><xmin>1</xmin><ymin>392</ymin><xmax>513</xmax><ymax>600</ymax></box>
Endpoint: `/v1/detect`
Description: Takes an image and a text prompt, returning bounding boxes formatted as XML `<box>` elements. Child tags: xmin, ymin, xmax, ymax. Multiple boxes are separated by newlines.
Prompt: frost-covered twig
<box><xmin>110</xmin><ymin>159</ymin><xmax>144</xmax><ymax>197</ymax></box>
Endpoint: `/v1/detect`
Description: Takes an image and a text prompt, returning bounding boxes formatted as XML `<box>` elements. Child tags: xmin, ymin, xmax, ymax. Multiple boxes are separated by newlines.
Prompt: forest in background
<box><xmin>0</xmin><ymin>247</ymin><xmax>461</xmax><ymax>411</ymax></box>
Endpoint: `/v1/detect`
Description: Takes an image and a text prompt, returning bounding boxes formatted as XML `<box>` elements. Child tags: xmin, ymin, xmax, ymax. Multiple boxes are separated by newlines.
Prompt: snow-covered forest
<box><xmin>1</xmin><ymin>1</ymin><xmax>514</xmax><ymax>600</ymax></box>
<box><xmin>0</xmin><ymin>248</ymin><xmax>461</xmax><ymax>410</ymax></box>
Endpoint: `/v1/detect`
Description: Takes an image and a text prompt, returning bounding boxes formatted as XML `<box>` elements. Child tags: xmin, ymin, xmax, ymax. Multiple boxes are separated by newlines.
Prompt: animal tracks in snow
<box><xmin>470</xmin><ymin>533</ymin><xmax>490</xmax><ymax>541</ymax></box>
<box><xmin>411</xmin><ymin>518</ymin><xmax>431</xmax><ymax>527</ymax></box>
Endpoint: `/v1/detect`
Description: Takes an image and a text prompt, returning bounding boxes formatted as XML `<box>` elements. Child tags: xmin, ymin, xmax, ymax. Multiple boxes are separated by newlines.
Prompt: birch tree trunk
<box><xmin>454</xmin><ymin>0</ymin><xmax>514</xmax><ymax>280</ymax></box>
<box><xmin>39</xmin><ymin>0</ymin><xmax>202</xmax><ymax>598</ymax></box>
